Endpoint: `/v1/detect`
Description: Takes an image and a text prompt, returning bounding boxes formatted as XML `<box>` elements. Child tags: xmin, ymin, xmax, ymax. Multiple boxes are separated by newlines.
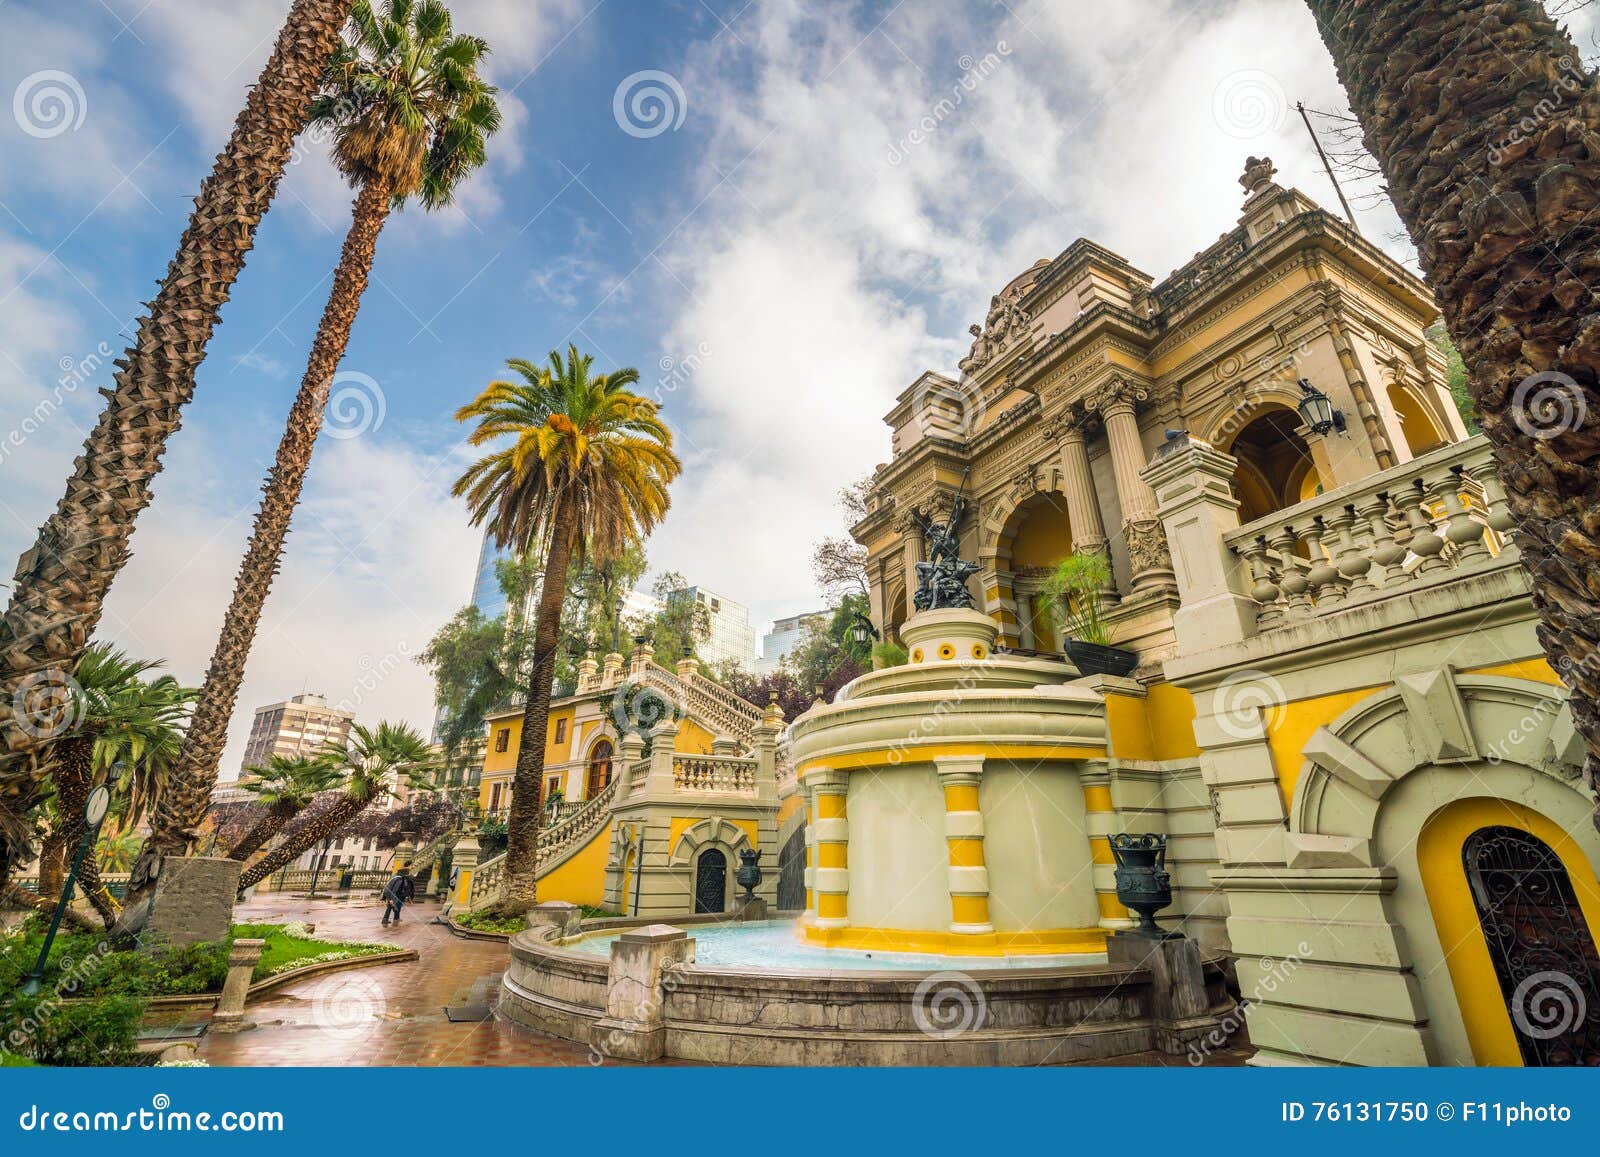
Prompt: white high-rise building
<box><xmin>671</xmin><ymin>585</ymin><xmax>757</xmax><ymax>670</ymax></box>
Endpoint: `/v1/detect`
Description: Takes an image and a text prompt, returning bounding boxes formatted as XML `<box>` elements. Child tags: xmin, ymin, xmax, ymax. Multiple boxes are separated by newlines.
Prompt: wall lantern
<box><xmin>1296</xmin><ymin>377</ymin><xmax>1347</xmax><ymax>436</ymax></box>
<box><xmin>850</xmin><ymin>612</ymin><xmax>880</xmax><ymax>647</ymax></box>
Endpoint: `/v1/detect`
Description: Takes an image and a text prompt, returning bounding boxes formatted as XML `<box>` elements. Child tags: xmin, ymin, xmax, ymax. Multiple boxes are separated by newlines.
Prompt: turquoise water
<box><xmin>565</xmin><ymin>920</ymin><xmax>1104</xmax><ymax>971</ymax></box>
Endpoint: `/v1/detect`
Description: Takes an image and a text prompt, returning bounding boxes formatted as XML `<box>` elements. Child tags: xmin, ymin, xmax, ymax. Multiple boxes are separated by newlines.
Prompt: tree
<box><xmin>637</xmin><ymin>572</ymin><xmax>711</xmax><ymax>664</ymax></box>
<box><xmin>238</xmin><ymin>721</ymin><xmax>434</xmax><ymax>889</ymax></box>
<box><xmin>453</xmin><ymin>347</ymin><xmax>680</xmax><ymax>914</ymax></box>
<box><xmin>0</xmin><ymin>0</ymin><xmax>355</xmax><ymax>884</ymax></box>
<box><xmin>558</xmin><ymin>544</ymin><xmax>648</xmax><ymax>681</ymax></box>
<box><xmin>813</xmin><ymin>474</ymin><xmax>871</xmax><ymax>602</ymax></box>
<box><xmin>226</xmin><ymin>753</ymin><xmax>343</xmax><ymax>863</ymax></box>
<box><xmin>419</xmin><ymin>604</ymin><xmax>525</xmax><ymax>769</ymax></box>
<box><xmin>152</xmin><ymin>0</ymin><xmax>502</xmax><ymax>889</ymax></box>
<box><xmin>1304</xmin><ymin>0</ymin><xmax>1600</xmax><ymax>811</ymax></box>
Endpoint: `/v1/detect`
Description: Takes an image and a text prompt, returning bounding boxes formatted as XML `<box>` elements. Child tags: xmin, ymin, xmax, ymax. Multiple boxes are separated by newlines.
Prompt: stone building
<box><xmin>832</xmin><ymin>159</ymin><xmax>1598</xmax><ymax>1067</ymax></box>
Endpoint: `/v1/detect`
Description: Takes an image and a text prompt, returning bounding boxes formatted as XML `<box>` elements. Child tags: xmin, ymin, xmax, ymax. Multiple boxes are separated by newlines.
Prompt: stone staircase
<box><xmin>465</xmin><ymin>778</ymin><xmax>620</xmax><ymax>908</ymax></box>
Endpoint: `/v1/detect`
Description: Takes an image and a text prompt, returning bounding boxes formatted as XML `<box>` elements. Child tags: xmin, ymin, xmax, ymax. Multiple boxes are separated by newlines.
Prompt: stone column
<box><xmin>449</xmin><ymin>833</ymin><xmax>481</xmax><ymax>911</ymax></box>
<box><xmin>576</xmin><ymin>652</ymin><xmax>599</xmax><ymax>692</ymax></box>
<box><xmin>897</xmin><ymin>510</ymin><xmax>925</xmax><ymax>608</ymax></box>
<box><xmin>1089</xmin><ymin>376</ymin><xmax>1173</xmax><ymax>593</ymax></box>
<box><xmin>1046</xmin><ymin>404</ymin><xmax>1109</xmax><ymax>554</ymax></box>
<box><xmin>209</xmin><ymin>938</ymin><xmax>265</xmax><ymax>1032</ymax></box>
<box><xmin>601</xmin><ymin>652</ymin><xmax>623</xmax><ymax>687</ymax></box>
<box><xmin>617</xmin><ymin>730</ymin><xmax>646</xmax><ymax>795</ymax></box>
<box><xmin>1080</xmin><ymin>764</ymin><xmax>1133</xmax><ymax>931</ymax></box>
<box><xmin>591</xmin><ymin>925</ymin><xmax>695</xmax><ymax>1061</ymax></box>
<box><xmin>643</xmin><ymin>718</ymin><xmax>680</xmax><ymax>799</ymax></box>
<box><xmin>1140</xmin><ymin>433</ymin><xmax>1258</xmax><ymax>652</ymax></box>
<box><xmin>934</xmin><ymin>756</ymin><xmax>992</xmax><ymax>936</ymax></box>
<box><xmin>804</xmin><ymin>767</ymin><xmax>849</xmax><ymax>928</ymax></box>
<box><xmin>675</xmin><ymin>656</ymin><xmax>700</xmax><ymax>683</ymax></box>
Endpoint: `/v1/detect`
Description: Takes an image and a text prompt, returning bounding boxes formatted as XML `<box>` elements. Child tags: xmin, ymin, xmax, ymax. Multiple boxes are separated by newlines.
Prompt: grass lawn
<box><xmin>232</xmin><ymin>922</ymin><xmax>400</xmax><ymax>980</ymax></box>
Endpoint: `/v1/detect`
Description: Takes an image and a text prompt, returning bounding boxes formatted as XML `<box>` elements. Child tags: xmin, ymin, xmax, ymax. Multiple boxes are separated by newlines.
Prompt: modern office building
<box><xmin>670</xmin><ymin>585</ymin><xmax>758</xmax><ymax>670</ymax></box>
<box><xmin>239</xmin><ymin>692</ymin><xmax>356</xmax><ymax>774</ymax></box>
<box><xmin>757</xmin><ymin>609</ymin><xmax>831</xmax><ymax>672</ymax></box>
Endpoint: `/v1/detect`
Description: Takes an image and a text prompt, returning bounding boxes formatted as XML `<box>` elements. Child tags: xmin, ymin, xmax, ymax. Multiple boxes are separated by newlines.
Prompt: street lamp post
<box><xmin>21</xmin><ymin>784</ymin><xmax>112</xmax><ymax>996</ymax></box>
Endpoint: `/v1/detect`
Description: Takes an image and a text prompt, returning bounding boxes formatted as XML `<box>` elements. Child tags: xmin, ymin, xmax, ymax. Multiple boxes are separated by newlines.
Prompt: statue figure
<box><xmin>912</xmin><ymin>480</ymin><xmax>979</xmax><ymax>611</ymax></box>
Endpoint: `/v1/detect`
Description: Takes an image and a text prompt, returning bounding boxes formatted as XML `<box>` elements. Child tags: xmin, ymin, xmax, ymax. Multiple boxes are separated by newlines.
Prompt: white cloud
<box><xmin>97</xmin><ymin>429</ymin><xmax>479</xmax><ymax>779</ymax></box>
<box><xmin>645</xmin><ymin>0</ymin><xmax>1415</xmax><ymax>634</ymax></box>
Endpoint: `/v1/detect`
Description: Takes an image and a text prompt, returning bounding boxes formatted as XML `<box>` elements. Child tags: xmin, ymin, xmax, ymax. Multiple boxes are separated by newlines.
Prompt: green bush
<box><xmin>871</xmin><ymin>640</ymin><xmax>908</xmax><ymax>668</ymax></box>
<box><xmin>0</xmin><ymin>924</ymin><xmax>227</xmax><ymax>999</ymax></box>
<box><xmin>451</xmin><ymin>909</ymin><xmax>525</xmax><ymax>935</ymax></box>
<box><xmin>1</xmin><ymin>990</ymin><xmax>144</xmax><ymax>1067</ymax></box>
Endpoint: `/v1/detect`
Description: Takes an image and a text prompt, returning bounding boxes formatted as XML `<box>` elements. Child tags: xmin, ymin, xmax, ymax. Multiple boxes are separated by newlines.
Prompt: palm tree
<box><xmin>453</xmin><ymin>347</ymin><xmax>680</xmax><ymax>913</ymax></box>
<box><xmin>0</xmin><ymin>0</ymin><xmax>355</xmax><ymax>885</ymax></box>
<box><xmin>149</xmin><ymin>0</ymin><xmax>502</xmax><ymax>887</ymax></box>
<box><xmin>1303</xmin><ymin>0</ymin><xmax>1600</xmax><ymax>804</ymax></box>
<box><xmin>32</xmin><ymin>645</ymin><xmax>191</xmax><ymax>928</ymax></box>
<box><xmin>238</xmin><ymin>721</ymin><xmax>434</xmax><ymax>889</ymax></box>
<box><xmin>227</xmin><ymin>753</ymin><xmax>344</xmax><ymax>863</ymax></box>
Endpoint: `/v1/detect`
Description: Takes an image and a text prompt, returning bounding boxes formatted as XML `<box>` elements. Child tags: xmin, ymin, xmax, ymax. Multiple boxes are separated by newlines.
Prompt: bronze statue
<box><xmin>912</xmin><ymin>477</ymin><xmax>979</xmax><ymax>611</ymax></box>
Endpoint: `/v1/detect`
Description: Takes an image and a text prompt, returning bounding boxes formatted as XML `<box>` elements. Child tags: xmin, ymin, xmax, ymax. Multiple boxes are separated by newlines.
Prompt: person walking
<box><xmin>382</xmin><ymin>866</ymin><xmax>413</xmax><ymax>926</ymax></box>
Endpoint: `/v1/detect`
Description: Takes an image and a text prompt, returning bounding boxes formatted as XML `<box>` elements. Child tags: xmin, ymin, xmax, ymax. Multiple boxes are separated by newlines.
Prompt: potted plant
<box><xmin>1045</xmin><ymin>551</ymin><xmax>1138</xmax><ymax>677</ymax></box>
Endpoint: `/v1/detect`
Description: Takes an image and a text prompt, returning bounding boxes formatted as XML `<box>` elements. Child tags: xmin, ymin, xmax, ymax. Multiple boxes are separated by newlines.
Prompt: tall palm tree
<box><xmin>238</xmin><ymin>721</ymin><xmax>434</xmax><ymax>889</ymax></box>
<box><xmin>227</xmin><ymin>753</ymin><xmax>343</xmax><ymax>863</ymax></box>
<box><xmin>1304</xmin><ymin>0</ymin><xmax>1600</xmax><ymax>807</ymax></box>
<box><xmin>453</xmin><ymin>348</ymin><xmax>680</xmax><ymax>913</ymax></box>
<box><xmin>0</xmin><ymin>0</ymin><xmax>355</xmax><ymax>885</ymax></box>
<box><xmin>148</xmin><ymin>0</ymin><xmax>502</xmax><ymax>888</ymax></box>
<box><xmin>36</xmin><ymin>645</ymin><xmax>191</xmax><ymax>928</ymax></box>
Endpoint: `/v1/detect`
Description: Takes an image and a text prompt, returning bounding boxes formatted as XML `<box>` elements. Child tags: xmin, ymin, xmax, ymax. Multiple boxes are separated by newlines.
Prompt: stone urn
<box><xmin>1109</xmin><ymin>833</ymin><xmax>1173</xmax><ymax>934</ymax></box>
<box><xmin>736</xmin><ymin>847</ymin><xmax>763</xmax><ymax>902</ymax></box>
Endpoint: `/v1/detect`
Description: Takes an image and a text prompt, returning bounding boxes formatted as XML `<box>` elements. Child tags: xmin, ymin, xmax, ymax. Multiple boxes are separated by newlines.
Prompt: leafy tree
<box><xmin>226</xmin><ymin>754</ymin><xmax>343</xmax><ymax>863</ymax></box>
<box><xmin>453</xmin><ymin>347</ymin><xmax>680</xmax><ymax>914</ymax></box>
<box><xmin>156</xmin><ymin>0</ymin><xmax>502</xmax><ymax>889</ymax></box>
<box><xmin>636</xmin><ymin>571</ymin><xmax>710</xmax><ymax>664</ymax></box>
<box><xmin>1427</xmin><ymin>321</ymin><xmax>1477</xmax><ymax>432</ymax></box>
<box><xmin>238</xmin><ymin>722</ymin><xmax>435</xmax><ymax>889</ymax></box>
<box><xmin>0</xmin><ymin>0</ymin><xmax>354</xmax><ymax>886</ymax></box>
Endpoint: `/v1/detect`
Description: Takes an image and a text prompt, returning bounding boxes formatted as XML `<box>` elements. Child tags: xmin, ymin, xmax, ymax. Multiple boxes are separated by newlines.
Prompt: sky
<box><xmin>5</xmin><ymin>0</ymin><xmax>1588</xmax><ymax>777</ymax></box>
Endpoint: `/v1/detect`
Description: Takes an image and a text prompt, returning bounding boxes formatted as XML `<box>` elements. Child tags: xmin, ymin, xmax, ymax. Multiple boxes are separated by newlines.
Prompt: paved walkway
<box><xmin>198</xmin><ymin>894</ymin><xmax>668</xmax><ymax>1067</ymax></box>
<box><xmin>198</xmin><ymin>894</ymin><xmax>1251</xmax><ymax>1067</ymax></box>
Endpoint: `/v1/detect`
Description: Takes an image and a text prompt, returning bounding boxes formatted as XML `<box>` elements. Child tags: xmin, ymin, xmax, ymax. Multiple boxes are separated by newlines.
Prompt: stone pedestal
<box><xmin>590</xmin><ymin>925</ymin><xmax>695</xmax><ymax>1061</ymax></box>
<box><xmin>527</xmin><ymin>900</ymin><xmax>583</xmax><ymax>940</ymax></box>
<box><xmin>139</xmin><ymin>856</ymin><xmax>242</xmax><ymax>952</ymax></box>
<box><xmin>210</xmin><ymin>937</ymin><xmax>264</xmax><ymax>1032</ymax></box>
<box><xmin>1107</xmin><ymin>929</ymin><xmax>1214</xmax><ymax>1054</ymax></box>
<box><xmin>738</xmin><ymin>897</ymin><xmax>768</xmax><ymax>921</ymax></box>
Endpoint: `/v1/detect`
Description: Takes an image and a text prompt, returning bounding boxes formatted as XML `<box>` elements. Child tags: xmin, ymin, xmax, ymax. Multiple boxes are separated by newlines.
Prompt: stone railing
<box><xmin>467</xmin><ymin>776</ymin><xmax>620</xmax><ymax>906</ymax></box>
<box><xmin>1223</xmin><ymin>436</ymin><xmax>1514</xmax><ymax>633</ymax></box>
<box><xmin>625</xmin><ymin>758</ymin><xmax>651</xmax><ymax>796</ymax></box>
<box><xmin>671</xmin><ymin>752</ymin><xmax>758</xmax><ymax>795</ymax></box>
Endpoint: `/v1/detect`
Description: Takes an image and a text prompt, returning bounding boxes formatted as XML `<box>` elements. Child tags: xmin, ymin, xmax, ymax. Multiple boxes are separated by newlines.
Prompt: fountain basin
<box><xmin>498</xmin><ymin>916</ymin><xmax>1236</xmax><ymax>1066</ymax></box>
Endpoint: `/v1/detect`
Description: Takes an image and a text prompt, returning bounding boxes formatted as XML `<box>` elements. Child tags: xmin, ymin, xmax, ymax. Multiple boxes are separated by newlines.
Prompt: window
<box><xmin>553</xmin><ymin>718</ymin><xmax>567</xmax><ymax>744</ymax></box>
<box><xmin>547</xmin><ymin>776</ymin><xmax>561</xmax><ymax>798</ymax></box>
<box><xmin>494</xmin><ymin>727</ymin><xmax>510</xmax><ymax>753</ymax></box>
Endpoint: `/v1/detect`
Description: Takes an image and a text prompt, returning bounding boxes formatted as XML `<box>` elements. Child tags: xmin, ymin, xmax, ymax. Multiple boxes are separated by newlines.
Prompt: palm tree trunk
<box><xmin>238</xmin><ymin>794</ymin><xmax>374</xmax><ymax>890</ymax></box>
<box><xmin>0</xmin><ymin>0</ymin><xmax>356</xmax><ymax>880</ymax></box>
<box><xmin>496</xmin><ymin>502</ymin><xmax>578</xmax><ymax>915</ymax></box>
<box><xmin>1306</xmin><ymin>0</ymin><xmax>1600</xmax><ymax>812</ymax></box>
<box><xmin>43</xmin><ymin>737</ymin><xmax>118</xmax><ymax>927</ymax></box>
<box><xmin>228</xmin><ymin>800</ymin><xmax>301</xmax><ymax>863</ymax></box>
<box><xmin>36</xmin><ymin>831</ymin><xmax>65</xmax><ymax>901</ymax></box>
<box><xmin>146</xmin><ymin>176</ymin><xmax>397</xmax><ymax>886</ymax></box>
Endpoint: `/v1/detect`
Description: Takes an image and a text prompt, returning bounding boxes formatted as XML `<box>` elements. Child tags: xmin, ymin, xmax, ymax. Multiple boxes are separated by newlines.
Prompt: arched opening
<box><xmin>694</xmin><ymin>848</ymin><xmax>728</xmax><ymax>914</ymax></box>
<box><xmin>1001</xmin><ymin>492</ymin><xmax>1074</xmax><ymax>652</ymax></box>
<box><xmin>1222</xmin><ymin>407</ymin><xmax>1320</xmax><ymax>523</ymax></box>
<box><xmin>1463</xmin><ymin>826</ymin><xmax>1600</xmax><ymax>1066</ymax></box>
<box><xmin>584</xmin><ymin>739</ymin><xmax>613</xmax><ymax>799</ymax></box>
<box><xmin>1388</xmin><ymin>382</ymin><xmax>1449</xmax><ymax>457</ymax></box>
<box><xmin>886</xmin><ymin>583</ymin><xmax>908</xmax><ymax>647</ymax></box>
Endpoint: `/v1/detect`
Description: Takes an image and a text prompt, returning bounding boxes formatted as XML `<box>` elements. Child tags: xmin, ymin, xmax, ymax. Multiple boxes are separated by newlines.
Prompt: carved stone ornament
<box><xmin>1124</xmin><ymin>518</ymin><xmax>1172</xmax><ymax>576</ymax></box>
<box><xmin>1239</xmin><ymin>155</ymin><xmax>1277</xmax><ymax>197</ymax></box>
<box><xmin>1087</xmin><ymin>375</ymin><xmax>1150</xmax><ymax>417</ymax></box>
<box><xmin>960</xmin><ymin>282</ymin><xmax>1031</xmax><ymax>374</ymax></box>
<box><xmin>1041</xmin><ymin>403</ymin><xmax>1095</xmax><ymax>443</ymax></box>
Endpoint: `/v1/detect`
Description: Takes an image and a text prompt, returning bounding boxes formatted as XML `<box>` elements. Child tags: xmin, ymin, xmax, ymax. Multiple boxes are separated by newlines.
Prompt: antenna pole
<box><xmin>1298</xmin><ymin>101</ymin><xmax>1359</xmax><ymax>230</ymax></box>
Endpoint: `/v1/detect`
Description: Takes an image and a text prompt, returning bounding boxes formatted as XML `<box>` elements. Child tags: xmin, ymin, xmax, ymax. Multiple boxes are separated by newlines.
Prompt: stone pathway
<box><xmin>198</xmin><ymin>894</ymin><xmax>1251</xmax><ymax>1067</ymax></box>
<box><xmin>198</xmin><ymin>894</ymin><xmax>678</xmax><ymax>1067</ymax></box>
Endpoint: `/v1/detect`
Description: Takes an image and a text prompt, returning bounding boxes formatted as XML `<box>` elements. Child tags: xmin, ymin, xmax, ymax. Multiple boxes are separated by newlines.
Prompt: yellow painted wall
<box><xmin>1106</xmin><ymin>684</ymin><xmax>1200</xmax><ymax>762</ymax></box>
<box><xmin>1009</xmin><ymin>499</ymin><xmax>1073</xmax><ymax>568</ymax></box>
<box><xmin>675</xmin><ymin>718</ymin><xmax>716</xmax><ymax>754</ymax></box>
<box><xmin>533</xmin><ymin>819</ymin><xmax>614</xmax><ymax>909</ymax></box>
<box><xmin>1266</xmin><ymin>685</ymin><xmax>1384</xmax><ymax>806</ymax></box>
<box><xmin>1418</xmin><ymin>797</ymin><xmax>1600</xmax><ymax>1066</ymax></box>
<box><xmin>777</xmin><ymin>793</ymin><xmax>805</xmax><ymax>826</ymax></box>
<box><xmin>1464</xmin><ymin>657</ymin><xmax>1564</xmax><ymax>687</ymax></box>
<box><xmin>476</xmin><ymin>703</ymin><xmax>579</xmax><ymax>809</ymax></box>
<box><xmin>1388</xmin><ymin>383</ymin><xmax>1447</xmax><ymax>456</ymax></box>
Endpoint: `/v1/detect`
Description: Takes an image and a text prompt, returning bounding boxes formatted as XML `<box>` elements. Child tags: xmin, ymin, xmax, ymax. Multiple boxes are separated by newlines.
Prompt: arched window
<box><xmin>585</xmin><ymin>739</ymin><xmax>614</xmax><ymax>799</ymax></box>
<box><xmin>1223</xmin><ymin>407</ymin><xmax>1320</xmax><ymax>523</ymax></box>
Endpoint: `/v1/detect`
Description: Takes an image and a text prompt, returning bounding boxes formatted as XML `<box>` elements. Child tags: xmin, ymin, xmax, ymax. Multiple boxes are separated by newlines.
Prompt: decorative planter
<box><xmin>1108</xmin><ymin>833</ymin><xmax>1173</xmax><ymax>934</ymax></box>
<box><xmin>1065</xmin><ymin>640</ymin><xmax>1139</xmax><ymax>677</ymax></box>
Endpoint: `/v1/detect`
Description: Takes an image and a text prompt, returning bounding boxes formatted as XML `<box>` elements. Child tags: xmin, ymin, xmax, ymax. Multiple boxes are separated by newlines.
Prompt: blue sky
<box><xmin>4</xmin><ymin>0</ymin><xmax>1501</xmax><ymax>774</ymax></box>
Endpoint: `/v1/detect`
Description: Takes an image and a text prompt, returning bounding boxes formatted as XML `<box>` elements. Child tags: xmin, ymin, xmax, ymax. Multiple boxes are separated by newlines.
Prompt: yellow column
<box><xmin>935</xmin><ymin>756</ymin><xmax>993</xmax><ymax>937</ymax></box>
<box><xmin>805</xmin><ymin>768</ymin><xmax>849</xmax><ymax>927</ymax></box>
<box><xmin>1081</xmin><ymin>765</ymin><xmax>1131</xmax><ymax>929</ymax></box>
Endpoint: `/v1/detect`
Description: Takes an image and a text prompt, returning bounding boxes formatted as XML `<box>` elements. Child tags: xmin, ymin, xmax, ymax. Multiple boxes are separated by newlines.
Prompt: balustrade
<box><xmin>1224</xmin><ymin>438</ymin><xmax>1514</xmax><ymax>633</ymax></box>
<box><xmin>671</xmin><ymin>752</ymin><xmax>759</xmax><ymax>795</ymax></box>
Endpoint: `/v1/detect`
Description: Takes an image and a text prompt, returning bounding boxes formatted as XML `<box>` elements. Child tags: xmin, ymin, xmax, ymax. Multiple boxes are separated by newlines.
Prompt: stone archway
<box><xmin>777</xmin><ymin>826</ymin><xmax>807</xmax><ymax>910</ymax></box>
<box><xmin>1212</xmin><ymin>405</ymin><xmax>1319</xmax><ymax>524</ymax></box>
<box><xmin>983</xmin><ymin>489</ymin><xmax>1076</xmax><ymax>651</ymax></box>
